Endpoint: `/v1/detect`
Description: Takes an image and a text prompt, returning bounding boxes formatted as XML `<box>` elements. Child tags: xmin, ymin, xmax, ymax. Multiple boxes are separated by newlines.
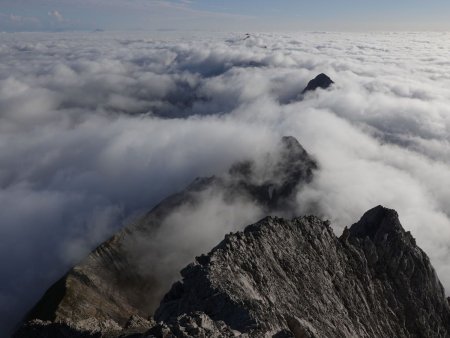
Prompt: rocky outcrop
<box><xmin>302</xmin><ymin>73</ymin><xmax>334</xmax><ymax>94</ymax></box>
<box><xmin>14</xmin><ymin>205</ymin><xmax>450</xmax><ymax>337</ymax></box>
<box><xmin>14</xmin><ymin>315</ymin><xmax>154</xmax><ymax>338</ymax></box>
<box><xmin>155</xmin><ymin>206</ymin><xmax>450</xmax><ymax>337</ymax></box>
<box><xmin>15</xmin><ymin>136</ymin><xmax>317</xmax><ymax>336</ymax></box>
<box><xmin>147</xmin><ymin>312</ymin><xmax>239</xmax><ymax>337</ymax></box>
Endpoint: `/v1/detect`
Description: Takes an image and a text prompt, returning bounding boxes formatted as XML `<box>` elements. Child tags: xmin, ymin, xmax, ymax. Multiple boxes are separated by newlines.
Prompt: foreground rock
<box><xmin>14</xmin><ymin>315</ymin><xmax>154</xmax><ymax>338</ymax></box>
<box><xmin>301</xmin><ymin>73</ymin><xmax>334</xmax><ymax>94</ymax></box>
<box><xmin>156</xmin><ymin>206</ymin><xmax>450</xmax><ymax>337</ymax></box>
<box><xmin>15</xmin><ymin>136</ymin><xmax>317</xmax><ymax>336</ymax></box>
<box><xmin>15</xmin><ymin>206</ymin><xmax>450</xmax><ymax>337</ymax></box>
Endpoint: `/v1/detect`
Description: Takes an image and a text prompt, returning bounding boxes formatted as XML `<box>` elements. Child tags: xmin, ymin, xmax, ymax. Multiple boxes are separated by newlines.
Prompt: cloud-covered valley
<box><xmin>1</xmin><ymin>31</ymin><xmax>450</xmax><ymax>334</ymax></box>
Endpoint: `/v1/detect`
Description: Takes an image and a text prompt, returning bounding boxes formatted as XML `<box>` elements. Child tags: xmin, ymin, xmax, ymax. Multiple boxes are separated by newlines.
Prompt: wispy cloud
<box><xmin>0</xmin><ymin>12</ymin><xmax>40</xmax><ymax>28</ymax></box>
<box><xmin>48</xmin><ymin>10</ymin><xmax>64</xmax><ymax>23</ymax></box>
<box><xmin>1</xmin><ymin>0</ymin><xmax>252</xmax><ymax>31</ymax></box>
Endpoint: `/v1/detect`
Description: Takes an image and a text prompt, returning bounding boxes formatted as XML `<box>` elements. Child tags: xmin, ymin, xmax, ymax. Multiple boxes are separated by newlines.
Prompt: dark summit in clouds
<box><xmin>1</xmin><ymin>31</ymin><xmax>450</xmax><ymax>335</ymax></box>
<box><xmin>302</xmin><ymin>73</ymin><xmax>334</xmax><ymax>94</ymax></box>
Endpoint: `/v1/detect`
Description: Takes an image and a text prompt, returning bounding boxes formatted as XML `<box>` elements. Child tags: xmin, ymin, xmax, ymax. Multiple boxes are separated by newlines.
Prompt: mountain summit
<box><xmin>302</xmin><ymin>73</ymin><xmax>334</xmax><ymax>94</ymax></box>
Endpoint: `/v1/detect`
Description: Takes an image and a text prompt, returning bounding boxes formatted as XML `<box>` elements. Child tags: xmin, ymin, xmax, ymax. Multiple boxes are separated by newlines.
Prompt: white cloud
<box><xmin>1</xmin><ymin>31</ymin><xmax>450</xmax><ymax>333</ymax></box>
<box><xmin>48</xmin><ymin>10</ymin><xmax>64</xmax><ymax>22</ymax></box>
<box><xmin>0</xmin><ymin>12</ymin><xmax>41</xmax><ymax>29</ymax></box>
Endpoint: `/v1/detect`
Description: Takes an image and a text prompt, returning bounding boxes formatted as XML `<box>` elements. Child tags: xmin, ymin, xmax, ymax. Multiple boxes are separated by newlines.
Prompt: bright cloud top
<box><xmin>1</xmin><ymin>31</ymin><xmax>450</xmax><ymax>334</ymax></box>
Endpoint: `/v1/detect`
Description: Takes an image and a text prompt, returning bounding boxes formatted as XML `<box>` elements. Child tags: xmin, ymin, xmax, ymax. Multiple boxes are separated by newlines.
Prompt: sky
<box><xmin>2</xmin><ymin>0</ymin><xmax>450</xmax><ymax>32</ymax></box>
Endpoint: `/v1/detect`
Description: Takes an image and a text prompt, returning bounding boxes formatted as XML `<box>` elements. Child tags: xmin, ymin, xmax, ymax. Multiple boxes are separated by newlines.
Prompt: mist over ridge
<box><xmin>1</xmin><ymin>31</ymin><xmax>450</xmax><ymax>334</ymax></box>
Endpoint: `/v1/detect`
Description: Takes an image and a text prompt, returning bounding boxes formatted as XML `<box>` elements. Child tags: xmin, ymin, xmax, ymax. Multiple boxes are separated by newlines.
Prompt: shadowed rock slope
<box><xmin>155</xmin><ymin>206</ymin><xmax>450</xmax><ymax>337</ymax></box>
<box><xmin>14</xmin><ymin>136</ymin><xmax>317</xmax><ymax>336</ymax></box>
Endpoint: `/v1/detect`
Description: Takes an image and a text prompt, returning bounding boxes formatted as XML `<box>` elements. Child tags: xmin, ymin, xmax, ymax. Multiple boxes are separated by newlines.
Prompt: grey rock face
<box><xmin>147</xmin><ymin>312</ymin><xmax>240</xmax><ymax>338</ymax></box>
<box><xmin>15</xmin><ymin>136</ymin><xmax>317</xmax><ymax>336</ymax></box>
<box><xmin>13</xmin><ymin>319</ymin><xmax>111</xmax><ymax>338</ymax></box>
<box><xmin>14</xmin><ymin>316</ymin><xmax>154</xmax><ymax>338</ymax></box>
<box><xmin>155</xmin><ymin>206</ymin><xmax>450</xmax><ymax>337</ymax></box>
<box><xmin>14</xmin><ymin>206</ymin><xmax>450</xmax><ymax>337</ymax></box>
<box><xmin>301</xmin><ymin>73</ymin><xmax>334</xmax><ymax>94</ymax></box>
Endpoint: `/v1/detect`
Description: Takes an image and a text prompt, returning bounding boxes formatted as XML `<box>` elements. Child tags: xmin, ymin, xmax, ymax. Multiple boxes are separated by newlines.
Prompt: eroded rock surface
<box><xmin>14</xmin><ymin>206</ymin><xmax>450</xmax><ymax>337</ymax></box>
<box><xmin>147</xmin><ymin>312</ymin><xmax>240</xmax><ymax>338</ymax></box>
<box><xmin>156</xmin><ymin>206</ymin><xmax>450</xmax><ymax>337</ymax></box>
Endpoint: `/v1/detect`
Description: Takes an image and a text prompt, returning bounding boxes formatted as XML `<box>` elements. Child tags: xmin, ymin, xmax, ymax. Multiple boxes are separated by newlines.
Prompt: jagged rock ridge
<box><xmin>155</xmin><ymin>206</ymin><xmax>450</xmax><ymax>337</ymax></box>
<box><xmin>15</xmin><ymin>136</ymin><xmax>317</xmax><ymax>336</ymax></box>
<box><xmin>16</xmin><ymin>206</ymin><xmax>450</xmax><ymax>337</ymax></box>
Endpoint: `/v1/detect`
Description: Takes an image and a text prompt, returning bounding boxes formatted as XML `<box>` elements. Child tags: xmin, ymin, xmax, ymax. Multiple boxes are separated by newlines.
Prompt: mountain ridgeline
<box><xmin>154</xmin><ymin>206</ymin><xmax>450</xmax><ymax>337</ymax></box>
<box><xmin>14</xmin><ymin>137</ymin><xmax>450</xmax><ymax>335</ymax></box>
<box><xmin>15</xmin><ymin>205</ymin><xmax>450</xmax><ymax>337</ymax></box>
<box><xmin>14</xmin><ymin>135</ymin><xmax>318</xmax><ymax>337</ymax></box>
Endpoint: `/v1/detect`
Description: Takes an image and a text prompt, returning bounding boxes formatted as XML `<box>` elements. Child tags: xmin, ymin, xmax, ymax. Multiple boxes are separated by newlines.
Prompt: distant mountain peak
<box><xmin>302</xmin><ymin>73</ymin><xmax>334</xmax><ymax>94</ymax></box>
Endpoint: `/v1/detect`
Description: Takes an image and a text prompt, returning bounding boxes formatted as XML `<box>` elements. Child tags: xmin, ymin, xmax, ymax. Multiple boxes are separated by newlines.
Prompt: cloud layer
<box><xmin>1</xmin><ymin>31</ymin><xmax>450</xmax><ymax>333</ymax></box>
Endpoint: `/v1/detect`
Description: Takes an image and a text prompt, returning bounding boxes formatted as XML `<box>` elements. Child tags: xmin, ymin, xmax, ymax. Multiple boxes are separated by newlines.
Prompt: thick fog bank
<box><xmin>1</xmin><ymin>31</ymin><xmax>450</xmax><ymax>333</ymax></box>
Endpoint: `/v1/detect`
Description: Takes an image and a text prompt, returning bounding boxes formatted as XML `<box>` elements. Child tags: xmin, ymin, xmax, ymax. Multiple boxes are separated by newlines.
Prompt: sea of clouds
<box><xmin>1</xmin><ymin>31</ymin><xmax>450</xmax><ymax>333</ymax></box>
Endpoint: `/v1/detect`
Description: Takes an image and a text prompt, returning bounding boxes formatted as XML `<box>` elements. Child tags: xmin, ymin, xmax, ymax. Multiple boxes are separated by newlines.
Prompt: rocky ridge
<box><xmin>17</xmin><ymin>206</ymin><xmax>450</xmax><ymax>338</ymax></box>
<box><xmin>155</xmin><ymin>206</ymin><xmax>450</xmax><ymax>337</ymax></box>
<box><xmin>14</xmin><ymin>136</ymin><xmax>317</xmax><ymax>337</ymax></box>
<box><xmin>15</xmin><ymin>206</ymin><xmax>450</xmax><ymax>337</ymax></box>
<box><xmin>13</xmin><ymin>134</ymin><xmax>450</xmax><ymax>338</ymax></box>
